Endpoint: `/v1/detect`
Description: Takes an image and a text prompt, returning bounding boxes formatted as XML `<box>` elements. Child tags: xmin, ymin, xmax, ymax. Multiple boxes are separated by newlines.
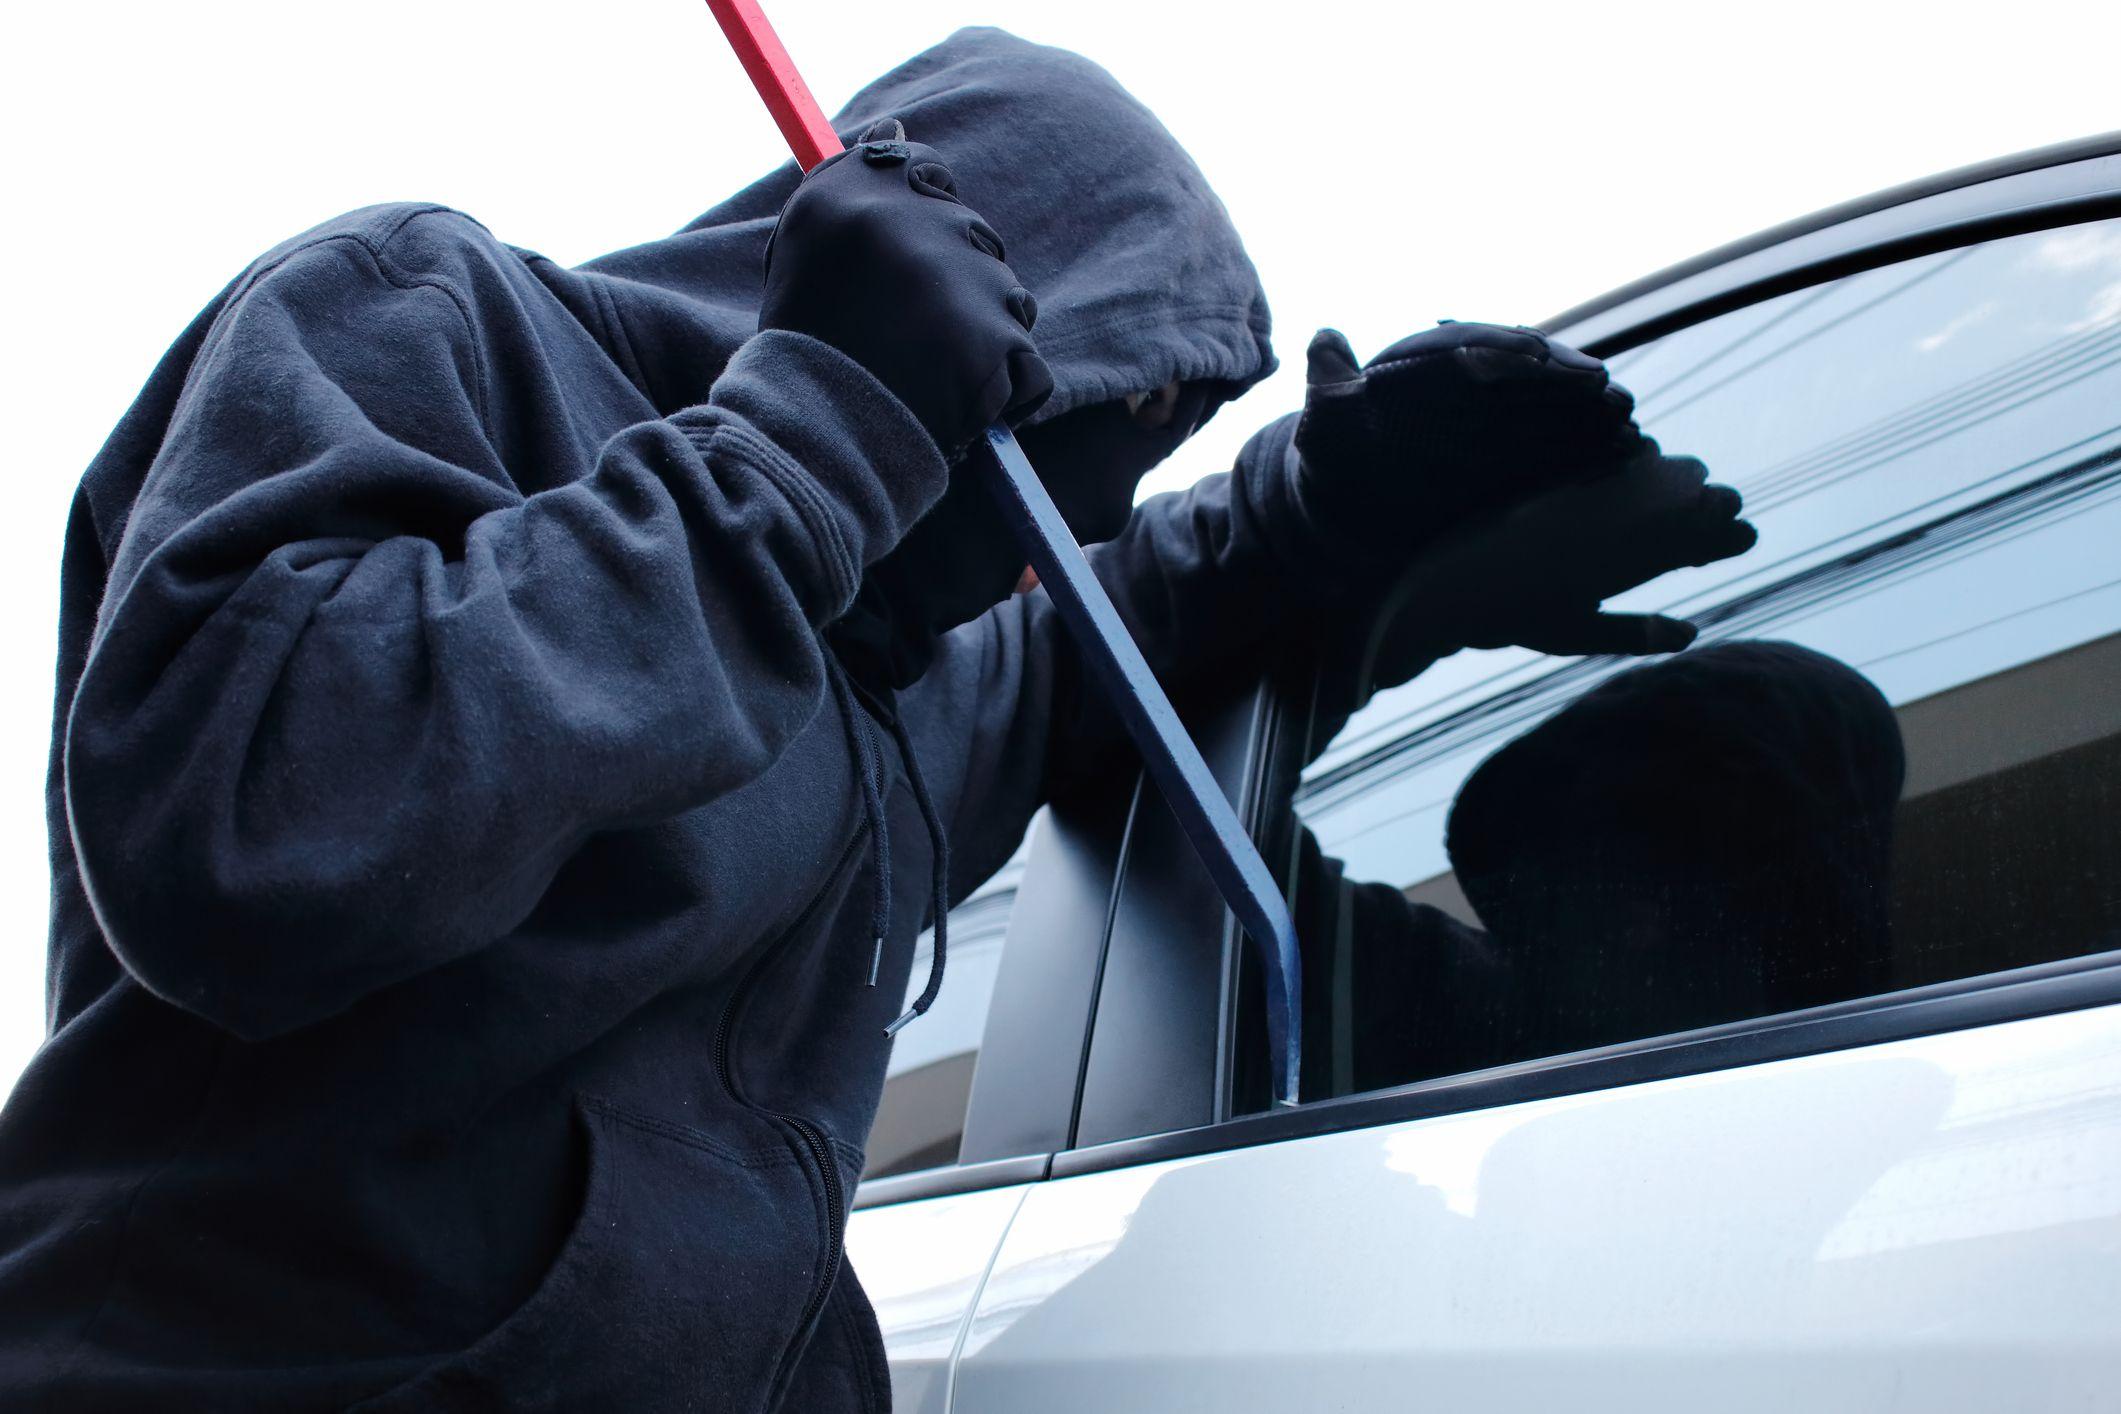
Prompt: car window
<box><xmin>1236</xmin><ymin>216</ymin><xmax>2121</xmax><ymax>1112</ymax></box>
<box><xmin>864</xmin><ymin>841</ymin><xmax>1029</xmax><ymax>1177</ymax></box>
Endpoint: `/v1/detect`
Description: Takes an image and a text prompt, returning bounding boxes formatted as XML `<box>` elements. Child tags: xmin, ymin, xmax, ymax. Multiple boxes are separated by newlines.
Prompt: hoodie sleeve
<box><xmin>904</xmin><ymin>412</ymin><xmax>1326</xmax><ymax>898</ymax></box>
<box><xmin>64</xmin><ymin>224</ymin><xmax>946</xmax><ymax>1040</ymax></box>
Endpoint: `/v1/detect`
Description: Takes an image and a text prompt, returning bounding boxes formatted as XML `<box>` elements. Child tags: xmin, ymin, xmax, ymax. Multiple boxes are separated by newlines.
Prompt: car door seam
<box><xmin>938</xmin><ymin>1182</ymin><xmax>1032</xmax><ymax>1414</ymax></box>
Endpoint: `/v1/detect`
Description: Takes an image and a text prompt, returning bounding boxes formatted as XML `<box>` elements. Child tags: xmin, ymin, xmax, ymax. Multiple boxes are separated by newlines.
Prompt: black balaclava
<box><xmin>579</xmin><ymin>29</ymin><xmax>1277</xmax><ymax>688</ymax></box>
<box><xmin>1445</xmin><ymin>640</ymin><xmax>1907</xmax><ymax>1051</ymax></box>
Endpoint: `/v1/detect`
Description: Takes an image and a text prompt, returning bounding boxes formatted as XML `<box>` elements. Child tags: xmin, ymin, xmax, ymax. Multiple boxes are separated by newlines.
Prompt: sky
<box><xmin>0</xmin><ymin>0</ymin><xmax>2115</xmax><ymax>1091</ymax></box>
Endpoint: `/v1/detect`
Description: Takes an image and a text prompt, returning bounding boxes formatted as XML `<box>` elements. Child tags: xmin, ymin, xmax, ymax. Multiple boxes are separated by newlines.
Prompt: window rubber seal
<box><xmin>1047</xmin><ymin>947</ymin><xmax>2121</xmax><ymax>1182</ymax></box>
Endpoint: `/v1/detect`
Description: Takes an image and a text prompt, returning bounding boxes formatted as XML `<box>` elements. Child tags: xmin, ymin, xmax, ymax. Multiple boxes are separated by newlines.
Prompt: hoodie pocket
<box><xmin>352</xmin><ymin>1094</ymin><xmax>826</xmax><ymax>1414</ymax></box>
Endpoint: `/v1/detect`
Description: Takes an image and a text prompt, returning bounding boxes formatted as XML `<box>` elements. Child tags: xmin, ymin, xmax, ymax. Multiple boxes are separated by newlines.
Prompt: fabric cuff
<box><xmin>1232</xmin><ymin>411</ymin><xmax>1371</xmax><ymax>607</ymax></box>
<box><xmin>673</xmin><ymin>330</ymin><xmax>949</xmax><ymax>611</ymax></box>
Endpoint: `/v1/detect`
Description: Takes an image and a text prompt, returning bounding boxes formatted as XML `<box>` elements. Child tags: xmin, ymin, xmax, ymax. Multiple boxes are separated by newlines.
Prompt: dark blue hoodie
<box><xmin>0</xmin><ymin>28</ymin><xmax>1295</xmax><ymax>1412</ymax></box>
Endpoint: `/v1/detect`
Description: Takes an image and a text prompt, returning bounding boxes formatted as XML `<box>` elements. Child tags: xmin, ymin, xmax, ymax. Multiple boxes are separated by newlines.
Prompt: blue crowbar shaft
<box><xmin>704</xmin><ymin>0</ymin><xmax>1303</xmax><ymax>1105</ymax></box>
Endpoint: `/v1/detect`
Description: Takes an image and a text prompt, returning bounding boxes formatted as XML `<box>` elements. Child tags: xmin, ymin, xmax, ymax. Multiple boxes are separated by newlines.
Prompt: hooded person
<box><xmin>1445</xmin><ymin>640</ymin><xmax>1907</xmax><ymax>1059</ymax></box>
<box><xmin>0</xmin><ymin>27</ymin><xmax>1755</xmax><ymax>1411</ymax></box>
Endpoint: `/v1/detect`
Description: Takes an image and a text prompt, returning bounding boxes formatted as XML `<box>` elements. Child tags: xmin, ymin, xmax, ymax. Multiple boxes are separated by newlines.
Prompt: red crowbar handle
<box><xmin>703</xmin><ymin>0</ymin><xmax>1303</xmax><ymax>1106</ymax></box>
<box><xmin>704</xmin><ymin>0</ymin><xmax>840</xmax><ymax>170</ymax></box>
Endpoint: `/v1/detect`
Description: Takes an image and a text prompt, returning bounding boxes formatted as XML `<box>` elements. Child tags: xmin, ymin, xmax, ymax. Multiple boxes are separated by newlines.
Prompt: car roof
<box><xmin>1544</xmin><ymin>130</ymin><xmax>2121</xmax><ymax>339</ymax></box>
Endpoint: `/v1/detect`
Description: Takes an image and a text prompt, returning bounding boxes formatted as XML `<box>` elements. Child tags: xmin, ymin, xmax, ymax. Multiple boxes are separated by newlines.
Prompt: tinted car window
<box><xmin>1241</xmin><ymin>217</ymin><xmax>2121</xmax><ymax>1110</ymax></box>
<box><xmin>863</xmin><ymin>844</ymin><xmax>1028</xmax><ymax>1177</ymax></box>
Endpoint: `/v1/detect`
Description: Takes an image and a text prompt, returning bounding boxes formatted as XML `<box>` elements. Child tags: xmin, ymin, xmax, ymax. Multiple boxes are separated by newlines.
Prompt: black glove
<box><xmin>1292</xmin><ymin>323</ymin><xmax>1645</xmax><ymax>575</ymax></box>
<box><xmin>1357</xmin><ymin>446</ymin><xmax>1757</xmax><ymax>683</ymax></box>
<box><xmin>761</xmin><ymin>120</ymin><xmax>1053</xmax><ymax>458</ymax></box>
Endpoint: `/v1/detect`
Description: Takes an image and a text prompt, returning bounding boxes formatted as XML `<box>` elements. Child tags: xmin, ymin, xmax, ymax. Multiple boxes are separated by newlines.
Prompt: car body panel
<box><xmin>844</xmin><ymin>1183</ymin><xmax>1029</xmax><ymax>1414</ymax></box>
<box><xmin>952</xmin><ymin>1005</ymin><xmax>2121</xmax><ymax>1411</ymax></box>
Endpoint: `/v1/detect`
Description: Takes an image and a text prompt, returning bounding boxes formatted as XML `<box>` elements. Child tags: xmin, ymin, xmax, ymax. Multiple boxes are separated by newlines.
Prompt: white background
<box><xmin>1</xmin><ymin>1</ymin><xmax>2115</xmax><ymax>1090</ymax></box>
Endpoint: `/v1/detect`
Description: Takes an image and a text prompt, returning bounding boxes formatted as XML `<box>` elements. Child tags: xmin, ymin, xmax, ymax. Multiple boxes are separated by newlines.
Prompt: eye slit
<box><xmin>1129</xmin><ymin>381</ymin><xmax>1183</xmax><ymax>429</ymax></box>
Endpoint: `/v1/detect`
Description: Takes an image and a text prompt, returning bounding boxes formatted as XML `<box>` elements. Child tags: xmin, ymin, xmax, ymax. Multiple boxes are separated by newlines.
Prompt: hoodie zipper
<box><xmin>710</xmin><ymin>826</ymin><xmax>866</xmax><ymax>1378</ymax></box>
<box><xmin>781</xmin><ymin>1113</ymin><xmax>845</xmax><ymax>1343</ymax></box>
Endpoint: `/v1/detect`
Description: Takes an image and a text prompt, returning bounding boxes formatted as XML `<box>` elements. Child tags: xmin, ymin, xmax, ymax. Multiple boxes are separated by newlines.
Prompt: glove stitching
<box><xmin>1360</xmin><ymin>347</ymin><xmax>1565</xmax><ymax>381</ymax></box>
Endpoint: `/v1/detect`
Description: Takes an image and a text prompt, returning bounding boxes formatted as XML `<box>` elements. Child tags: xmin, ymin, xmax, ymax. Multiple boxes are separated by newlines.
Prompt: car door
<box><xmin>843</xmin><ymin>777</ymin><xmax>1134</xmax><ymax>1412</ymax></box>
<box><xmin>948</xmin><ymin>140</ymin><xmax>2121</xmax><ymax>1411</ymax></box>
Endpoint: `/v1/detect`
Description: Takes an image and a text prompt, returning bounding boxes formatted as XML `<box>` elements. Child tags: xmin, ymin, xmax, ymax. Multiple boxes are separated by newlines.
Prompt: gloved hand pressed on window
<box><xmin>1356</xmin><ymin>445</ymin><xmax>1758</xmax><ymax>685</ymax></box>
<box><xmin>760</xmin><ymin>119</ymin><xmax>1053</xmax><ymax>459</ymax></box>
<box><xmin>1290</xmin><ymin>323</ymin><xmax>1646</xmax><ymax>577</ymax></box>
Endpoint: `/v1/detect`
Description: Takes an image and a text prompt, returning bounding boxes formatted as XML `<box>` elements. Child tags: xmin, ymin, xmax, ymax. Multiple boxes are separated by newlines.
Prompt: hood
<box><xmin>581</xmin><ymin>26</ymin><xmax>1277</xmax><ymax>425</ymax></box>
<box><xmin>1445</xmin><ymin>640</ymin><xmax>1907</xmax><ymax>1022</ymax></box>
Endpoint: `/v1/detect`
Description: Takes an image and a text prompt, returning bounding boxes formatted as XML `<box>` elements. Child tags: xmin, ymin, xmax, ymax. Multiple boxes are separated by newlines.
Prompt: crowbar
<box><xmin>704</xmin><ymin>0</ymin><xmax>1303</xmax><ymax>1106</ymax></box>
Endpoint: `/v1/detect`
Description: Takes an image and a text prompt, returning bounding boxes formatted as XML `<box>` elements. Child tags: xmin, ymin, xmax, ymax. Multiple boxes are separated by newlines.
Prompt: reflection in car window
<box><xmin>863</xmin><ymin>839</ymin><xmax>1028</xmax><ymax>1177</ymax></box>
<box><xmin>1245</xmin><ymin>217</ymin><xmax>2121</xmax><ymax>1111</ymax></box>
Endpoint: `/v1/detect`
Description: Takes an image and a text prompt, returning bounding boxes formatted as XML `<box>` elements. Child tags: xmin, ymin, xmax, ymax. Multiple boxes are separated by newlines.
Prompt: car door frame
<box><xmin>849</xmin><ymin>130</ymin><xmax>2121</xmax><ymax>1212</ymax></box>
<box><xmin>851</xmin><ymin>772</ymin><xmax>1141</xmax><ymax>1210</ymax></box>
<box><xmin>1056</xmin><ymin>130</ymin><xmax>2121</xmax><ymax>1180</ymax></box>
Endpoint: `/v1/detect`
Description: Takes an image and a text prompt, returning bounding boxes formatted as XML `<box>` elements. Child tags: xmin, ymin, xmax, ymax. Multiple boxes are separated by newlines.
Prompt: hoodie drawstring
<box><xmin>826</xmin><ymin>658</ymin><xmax>891</xmax><ymax>980</ymax></box>
<box><xmin>881</xmin><ymin>708</ymin><xmax>950</xmax><ymax>1037</ymax></box>
<box><xmin>824</xmin><ymin>655</ymin><xmax>952</xmax><ymax>1037</ymax></box>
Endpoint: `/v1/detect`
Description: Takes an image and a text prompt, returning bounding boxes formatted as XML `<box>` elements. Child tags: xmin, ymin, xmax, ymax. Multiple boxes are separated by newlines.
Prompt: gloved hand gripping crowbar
<box><xmin>703</xmin><ymin>0</ymin><xmax>1304</xmax><ymax>1106</ymax></box>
